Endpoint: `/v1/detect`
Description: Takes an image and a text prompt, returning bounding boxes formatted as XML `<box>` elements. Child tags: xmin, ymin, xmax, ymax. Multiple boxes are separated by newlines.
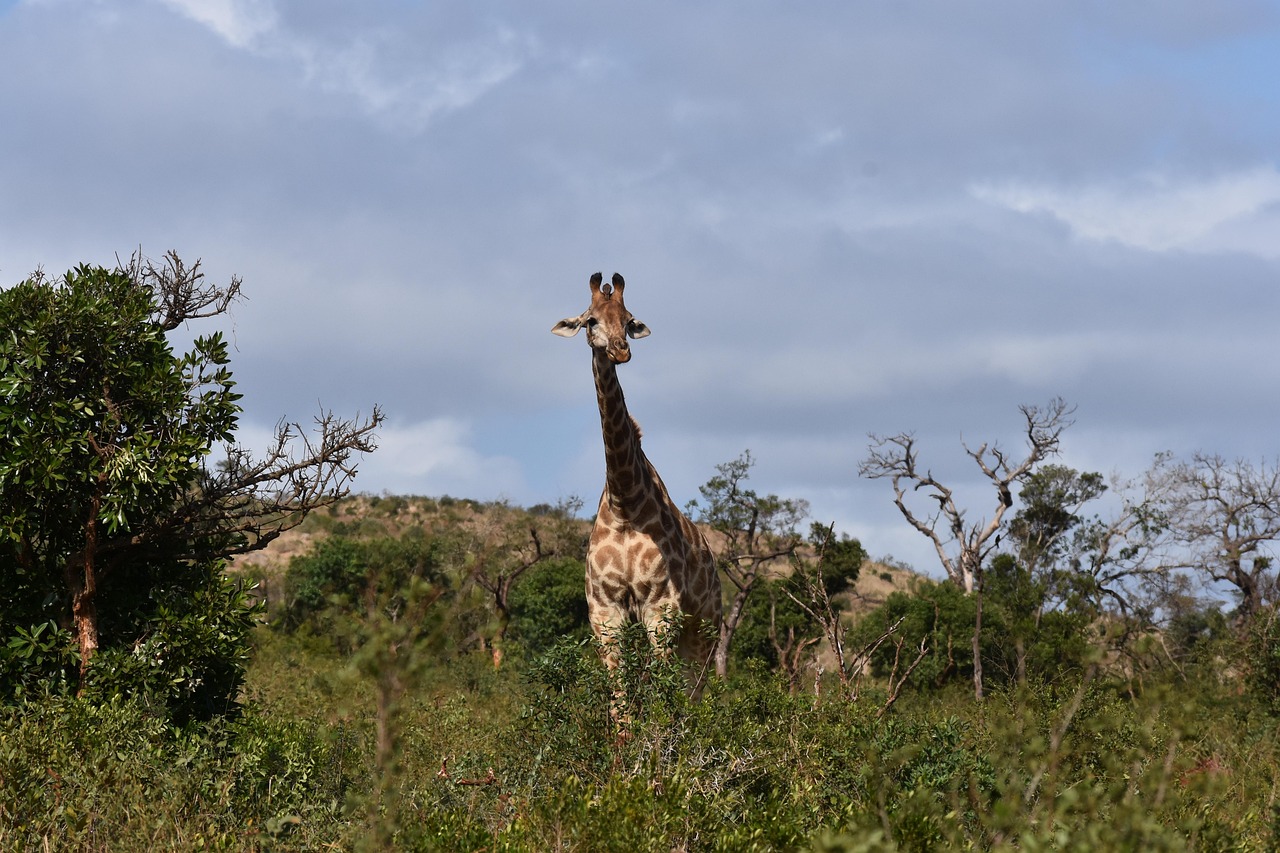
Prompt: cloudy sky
<box><xmin>2</xmin><ymin>1</ymin><xmax>1278</xmax><ymax>572</ymax></box>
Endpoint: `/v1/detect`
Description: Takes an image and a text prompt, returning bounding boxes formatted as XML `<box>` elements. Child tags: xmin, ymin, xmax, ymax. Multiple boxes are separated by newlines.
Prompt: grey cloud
<box><xmin>3</xmin><ymin>0</ymin><xmax>1279</xmax><ymax>573</ymax></box>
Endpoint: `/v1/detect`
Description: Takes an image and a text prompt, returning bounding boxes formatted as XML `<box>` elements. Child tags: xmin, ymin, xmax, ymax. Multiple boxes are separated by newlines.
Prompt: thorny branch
<box><xmin>118</xmin><ymin>249</ymin><xmax>244</xmax><ymax>332</ymax></box>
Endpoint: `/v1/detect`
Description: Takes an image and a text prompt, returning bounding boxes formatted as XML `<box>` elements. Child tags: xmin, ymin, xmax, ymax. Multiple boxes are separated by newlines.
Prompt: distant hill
<box><xmin>232</xmin><ymin>493</ymin><xmax>922</xmax><ymax>615</ymax></box>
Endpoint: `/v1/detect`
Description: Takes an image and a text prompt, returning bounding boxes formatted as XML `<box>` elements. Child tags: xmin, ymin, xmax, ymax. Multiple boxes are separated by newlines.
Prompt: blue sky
<box><xmin>2</xmin><ymin>0</ymin><xmax>1279</xmax><ymax>573</ymax></box>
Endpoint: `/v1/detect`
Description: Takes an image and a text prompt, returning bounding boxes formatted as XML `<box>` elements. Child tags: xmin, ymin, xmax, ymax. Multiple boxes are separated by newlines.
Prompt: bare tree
<box><xmin>122</xmin><ymin>250</ymin><xmax>242</xmax><ymax>332</ymax></box>
<box><xmin>859</xmin><ymin>397</ymin><xmax>1074</xmax><ymax>699</ymax></box>
<box><xmin>466</xmin><ymin>497</ymin><xmax>584</xmax><ymax>667</ymax></box>
<box><xmin>1147</xmin><ymin>451</ymin><xmax>1280</xmax><ymax>622</ymax></box>
<box><xmin>860</xmin><ymin>398</ymin><xmax>1075</xmax><ymax>594</ymax></box>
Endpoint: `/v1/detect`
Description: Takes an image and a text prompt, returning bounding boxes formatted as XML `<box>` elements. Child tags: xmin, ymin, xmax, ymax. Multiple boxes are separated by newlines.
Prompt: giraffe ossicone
<box><xmin>552</xmin><ymin>271</ymin><xmax>722</xmax><ymax>699</ymax></box>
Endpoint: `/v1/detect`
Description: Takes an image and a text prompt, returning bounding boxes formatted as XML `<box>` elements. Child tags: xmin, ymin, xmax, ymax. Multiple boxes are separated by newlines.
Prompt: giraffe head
<box><xmin>551</xmin><ymin>272</ymin><xmax>650</xmax><ymax>364</ymax></box>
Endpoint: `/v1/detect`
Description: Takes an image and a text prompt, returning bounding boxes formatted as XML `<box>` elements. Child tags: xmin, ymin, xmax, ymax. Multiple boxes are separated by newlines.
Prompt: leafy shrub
<box><xmin>1244</xmin><ymin>605</ymin><xmax>1280</xmax><ymax>713</ymax></box>
<box><xmin>729</xmin><ymin>577</ymin><xmax>814</xmax><ymax>668</ymax></box>
<box><xmin>0</xmin><ymin>620</ymin><xmax>76</xmax><ymax>702</ymax></box>
<box><xmin>507</xmin><ymin>556</ymin><xmax>590</xmax><ymax>655</ymax></box>
<box><xmin>0</xmin><ymin>693</ymin><xmax>364</xmax><ymax>850</ymax></box>
<box><xmin>283</xmin><ymin>531</ymin><xmax>448</xmax><ymax>637</ymax></box>
<box><xmin>1</xmin><ymin>559</ymin><xmax>260</xmax><ymax>724</ymax></box>
<box><xmin>851</xmin><ymin>579</ymin><xmax>982</xmax><ymax>690</ymax></box>
<box><xmin>81</xmin><ymin>560</ymin><xmax>261</xmax><ymax>723</ymax></box>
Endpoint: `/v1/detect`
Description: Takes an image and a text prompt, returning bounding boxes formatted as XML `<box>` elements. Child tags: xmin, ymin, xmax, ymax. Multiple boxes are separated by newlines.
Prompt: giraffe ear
<box><xmin>627</xmin><ymin>319</ymin><xmax>650</xmax><ymax>340</ymax></box>
<box><xmin>552</xmin><ymin>314</ymin><xmax>587</xmax><ymax>337</ymax></box>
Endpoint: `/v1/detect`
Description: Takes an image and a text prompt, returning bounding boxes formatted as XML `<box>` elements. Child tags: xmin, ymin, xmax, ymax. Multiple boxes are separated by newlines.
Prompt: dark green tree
<box><xmin>464</xmin><ymin>497</ymin><xmax>584</xmax><ymax>668</ymax></box>
<box><xmin>508</xmin><ymin>556</ymin><xmax>591</xmax><ymax>655</ymax></box>
<box><xmin>984</xmin><ymin>553</ymin><xmax>1092</xmax><ymax>686</ymax></box>
<box><xmin>994</xmin><ymin>464</ymin><xmax>1106</xmax><ymax>682</ymax></box>
<box><xmin>0</xmin><ymin>252</ymin><xmax>381</xmax><ymax>715</ymax></box>
<box><xmin>850</xmin><ymin>578</ymin><xmax>982</xmax><ymax>692</ymax></box>
<box><xmin>1008</xmin><ymin>464</ymin><xmax>1107</xmax><ymax>570</ymax></box>
<box><xmin>283</xmin><ymin>531</ymin><xmax>447</xmax><ymax>640</ymax></box>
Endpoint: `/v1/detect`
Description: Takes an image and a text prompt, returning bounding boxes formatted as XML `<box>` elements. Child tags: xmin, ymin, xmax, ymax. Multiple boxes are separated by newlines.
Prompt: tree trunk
<box><xmin>491</xmin><ymin>606</ymin><xmax>509</xmax><ymax>669</ymax></box>
<box><xmin>972</xmin><ymin>578</ymin><xmax>985</xmax><ymax>702</ymax></box>
<box><xmin>66</xmin><ymin>558</ymin><xmax>99</xmax><ymax>691</ymax></box>
<box><xmin>68</xmin><ymin>500</ymin><xmax>103</xmax><ymax>691</ymax></box>
<box><xmin>1232</xmin><ymin>560</ymin><xmax>1262</xmax><ymax>624</ymax></box>
<box><xmin>715</xmin><ymin>587</ymin><xmax>751</xmax><ymax>678</ymax></box>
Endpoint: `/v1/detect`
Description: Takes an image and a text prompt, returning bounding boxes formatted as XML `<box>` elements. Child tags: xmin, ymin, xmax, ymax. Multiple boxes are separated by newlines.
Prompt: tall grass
<box><xmin>3</xmin><ymin>623</ymin><xmax>1275</xmax><ymax>851</ymax></box>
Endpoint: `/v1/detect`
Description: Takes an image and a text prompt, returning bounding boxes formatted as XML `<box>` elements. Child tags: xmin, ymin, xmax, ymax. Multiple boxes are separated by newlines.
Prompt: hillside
<box><xmin>231</xmin><ymin>492</ymin><xmax>921</xmax><ymax>614</ymax></box>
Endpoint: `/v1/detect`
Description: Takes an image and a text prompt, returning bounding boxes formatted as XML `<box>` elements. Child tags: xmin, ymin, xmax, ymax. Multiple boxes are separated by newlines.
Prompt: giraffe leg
<box><xmin>642</xmin><ymin>605</ymin><xmax>716</xmax><ymax>700</ymax></box>
<box><xmin>588</xmin><ymin>602</ymin><xmax>633</xmax><ymax>731</ymax></box>
<box><xmin>642</xmin><ymin>603</ymin><xmax>683</xmax><ymax>659</ymax></box>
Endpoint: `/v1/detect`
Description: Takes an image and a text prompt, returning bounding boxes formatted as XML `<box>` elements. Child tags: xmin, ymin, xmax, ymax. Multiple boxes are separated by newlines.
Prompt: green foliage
<box><xmin>282</xmin><ymin>531</ymin><xmax>449</xmax><ymax>638</ymax></box>
<box><xmin>853</xmin><ymin>569</ymin><xmax>1094</xmax><ymax>693</ymax></box>
<box><xmin>1244</xmin><ymin>605</ymin><xmax>1280</xmax><ymax>713</ymax></box>
<box><xmin>810</xmin><ymin>521</ymin><xmax>866</xmax><ymax>596</ymax></box>
<box><xmin>6</xmin><ymin>493</ymin><xmax>1280</xmax><ymax>849</ymax></box>
<box><xmin>731</xmin><ymin>578</ymin><xmax>814</xmax><ymax>666</ymax></box>
<box><xmin>686</xmin><ymin>450</ymin><xmax>809</xmax><ymax>553</ymax></box>
<box><xmin>81</xmin><ymin>561</ymin><xmax>262</xmax><ymax>723</ymax></box>
<box><xmin>4</xmin><ymin>598</ymin><xmax>1278</xmax><ymax>850</ymax></box>
<box><xmin>0</xmin><ymin>561</ymin><xmax>262</xmax><ymax>723</ymax></box>
<box><xmin>1008</xmin><ymin>464</ymin><xmax>1107</xmax><ymax>566</ymax></box>
<box><xmin>852</xmin><ymin>579</ymin><xmax>980</xmax><ymax>690</ymax></box>
<box><xmin>1</xmin><ymin>254</ymin><xmax>380</xmax><ymax>724</ymax></box>
<box><xmin>1</xmin><ymin>620</ymin><xmax>76</xmax><ymax>700</ymax></box>
<box><xmin>686</xmin><ymin>449</ymin><xmax>811</xmax><ymax>678</ymax></box>
<box><xmin>0</xmin><ymin>260</ymin><xmax>247</xmax><ymax>716</ymax></box>
<box><xmin>0</xmin><ymin>265</ymin><xmax>238</xmax><ymax>551</ymax></box>
<box><xmin>507</xmin><ymin>556</ymin><xmax>590</xmax><ymax>654</ymax></box>
<box><xmin>1165</xmin><ymin>597</ymin><xmax>1230</xmax><ymax>663</ymax></box>
<box><xmin>284</xmin><ymin>536</ymin><xmax>370</xmax><ymax>625</ymax></box>
<box><xmin>0</xmin><ymin>694</ymin><xmax>360</xmax><ymax>850</ymax></box>
<box><xmin>984</xmin><ymin>553</ymin><xmax>1094</xmax><ymax>685</ymax></box>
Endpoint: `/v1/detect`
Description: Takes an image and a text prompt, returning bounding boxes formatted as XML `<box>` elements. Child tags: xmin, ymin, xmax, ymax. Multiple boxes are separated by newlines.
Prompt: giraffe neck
<box><xmin>592</xmin><ymin>348</ymin><xmax>654</xmax><ymax>516</ymax></box>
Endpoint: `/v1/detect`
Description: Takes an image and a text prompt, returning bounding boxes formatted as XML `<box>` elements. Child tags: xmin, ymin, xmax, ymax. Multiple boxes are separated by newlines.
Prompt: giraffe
<box><xmin>552</xmin><ymin>272</ymin><xmax>722</xmax><ymax>697</ymax></box>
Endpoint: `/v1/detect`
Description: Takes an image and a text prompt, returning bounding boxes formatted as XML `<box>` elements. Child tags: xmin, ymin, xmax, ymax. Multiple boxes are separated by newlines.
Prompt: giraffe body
<box><xmin>553</xmin><ymin>273</ymin><xmax>721</xmax><ymax>687</ymax></box>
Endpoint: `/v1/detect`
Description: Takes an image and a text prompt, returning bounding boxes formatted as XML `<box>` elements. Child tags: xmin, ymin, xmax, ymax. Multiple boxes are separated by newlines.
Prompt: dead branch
<box><xmin>860</xmin><ymin>398</ymin><xmax>1075</xmax><ymax>594</ymax></box>
<box><xmin>118</xmin><ymin>249</ymin><xmax>243</xmax><ymax>332</ymax></box>
<box><xmin>878</xmin><ymin>633</ymin><xmax>930</xmax><ymax>719</ymax></box>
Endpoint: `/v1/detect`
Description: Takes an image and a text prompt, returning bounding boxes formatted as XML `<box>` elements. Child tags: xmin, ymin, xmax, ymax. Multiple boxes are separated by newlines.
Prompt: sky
<box><xmin>2</xmin><ymin>0</ymin><xmax>1278</xmax><ymax>574</ymax></box>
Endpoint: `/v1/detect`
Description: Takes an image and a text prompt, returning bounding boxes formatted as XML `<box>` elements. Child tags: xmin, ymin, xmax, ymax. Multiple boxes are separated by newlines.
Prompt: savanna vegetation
<box><xmin>3</xmin><ymin>255</ymin><xmax>1280</xmax><ymax>850</ymax></box>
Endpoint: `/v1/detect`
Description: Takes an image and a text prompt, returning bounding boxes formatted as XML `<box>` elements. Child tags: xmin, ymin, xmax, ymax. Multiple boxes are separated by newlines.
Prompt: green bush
<box><xmin>851</xmin><ymin>579</ymin><xmax>982</xmax><ymax>690</ymax></box>
<box><xmin>81</xmin><ymin>560</ymin><xmax>262</xmax><ymax>723</ymax></box>
<box><xmin>5</xmin><ymin>624</ymin><xmax>1277</xmax><ymax>851</ymax></box>
<box><xmin>283</xmin><ymin>531</ymin><xmax>448</xmax><ymax>637</ymax></box>
<box><xmin>852</xmin><ymin>575</ymin><xmax>1094</xmax><ymax>694</ymax></box>
<box><xmin>507</xmin><ymin>556</ymin><xmax>591</xmax><ymax>655</ymax></box>
<box><xmin>1244</xmin><ymin>605</ymin><xmax>1280</xmax><ymax>713</ymax></box>
<box><xmin>0</xmin><ymin>559</ymin><xmax>260</xmax><ymax>723</ymax></box>
<box><xmin>0</xmin><ymin>694</ymin><xmax>365</xmax><ymax>850</ymax></box>
<box><xmin>728</xmin><ymin>578</ymin><xmax>814</xmax><ymax>668</ymax></box>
